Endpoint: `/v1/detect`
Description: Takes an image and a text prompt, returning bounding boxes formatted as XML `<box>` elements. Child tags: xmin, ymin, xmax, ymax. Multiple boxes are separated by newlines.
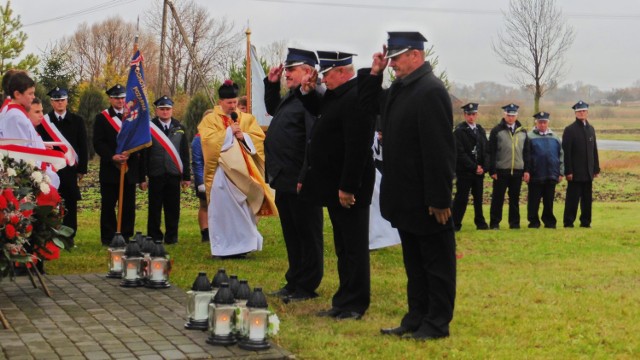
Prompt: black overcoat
<box><xmin>359</xmin><ymin>63</ymin><xmax>455</xmax><ymax>235</ymax></box>
<box><xmin>298</xmin><ymin>77</ymin><xmax>375</xmax><ymax>208</ymax></box>
<box><xmin>562</xmin><ymin>119</ymin><xmax>600</xmax><ymax>181</ymax></box>
<box><xmin>37</xmin><ymin>111</ymin><xmax>88</xmax><ymax>200</ymax></box>
<box><xmin>93</xmin><ymin>107</ymin><xmax>144</xmax><ymax>185</ymax></box>
<box><xmin>263</xmin><ymin>79</ymin><xmax>316</xmax><ymax>193</ymax></box>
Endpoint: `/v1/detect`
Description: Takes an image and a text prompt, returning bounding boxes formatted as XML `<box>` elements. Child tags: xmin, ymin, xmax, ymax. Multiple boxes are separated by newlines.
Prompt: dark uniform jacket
<box><xmin>562</xmin><ymin>119</ymin><xmax>600</xmax><ymax>181</ymax></box>
<box><xmin>359</xmin><ymin>63</ymin><xmax>455</xmax><ymax>235</ymax></box>
<box><xmin>144</xmin><ymin>117</ymin><xmax>190</xmax><ymax>181</ymax></box>
<box><xmin>93</xmin><ymin>107</ymin><xmax>144</xmax><ymax>184</ymax></box>
<box><xmin>263</xmin><ymin>79</ymin><xmax>316</xmax><ymax>194</ymax></box>
<box><xmin>36</xmin><ymin>111</ymin><xmax>88</xmax><ymax>200</ymax></box>
<box><xmin>298</xmin><ymin>76</ymin><xmax>375</xmax><ymax>208</ymax></box>
<box><xmin>453</xmin><ymin>121</ymin><xmax>488</xmax><ymax>179</ymax></box>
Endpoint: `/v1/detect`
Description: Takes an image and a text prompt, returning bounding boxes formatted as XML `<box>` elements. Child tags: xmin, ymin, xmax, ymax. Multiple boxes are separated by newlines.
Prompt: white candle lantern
<box><xmin>120</xmin><ymin>238</ymin><xmax>145</xmax><ymax>287</ymax></box>
<box><xmin>185</xmin><ymin>272</ymin><xmax>215</xmax><ymax>330</ymax></box>
<box><xmin>145</xmin><ymin>239</ymin><xmax>170</xmax><ymax>289</ymax></box>
<box><xmin>238</xmin><ymin>287</ymin><xmax>271</xmax><ymax>351</ymax></box>
<box><xmin>206</xmin><ymin>283</ymin><xmax>237</xmax><ymax>346</ymax></box>
<box><xmin>107</xmin><ymin>232</ymin><xmax>126</xmax><ymax>278</ymax></box>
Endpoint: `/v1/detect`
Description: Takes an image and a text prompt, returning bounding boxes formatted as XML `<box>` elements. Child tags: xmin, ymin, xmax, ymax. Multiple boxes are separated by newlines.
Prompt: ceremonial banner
<box><xmin>116</xmin><ymin>50</ymin><xmax>152</xmax><ymax>154</ymax></box>
<box><xmin>250</xmin><ymin>45</ymin><xmax>272</xmax><ymax>127</ymax></box>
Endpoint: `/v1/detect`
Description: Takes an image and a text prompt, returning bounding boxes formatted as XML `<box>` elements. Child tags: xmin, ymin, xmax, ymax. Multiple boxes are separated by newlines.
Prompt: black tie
<box><xmin>164</xmin><ymin>125</ymin><xmax>170</xmax><ymax>135</ymax></box>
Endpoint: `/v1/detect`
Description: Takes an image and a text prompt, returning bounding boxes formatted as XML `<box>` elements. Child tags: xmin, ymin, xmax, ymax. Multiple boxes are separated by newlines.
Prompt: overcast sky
<box><xmin>15</xmin><ymin>0</ymin><xmax>640</xmax><ymax>91</ymax></box>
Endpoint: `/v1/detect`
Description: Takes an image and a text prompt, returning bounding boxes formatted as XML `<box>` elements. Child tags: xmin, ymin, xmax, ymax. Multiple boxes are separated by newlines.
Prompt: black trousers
<box><xmin>490</xmin><ymin>170</ymin><xmax>523</xmax><ymax>228</ymax></box>
<box><xmin>564</xmin><ymin>181</ymin><xmax>593</xmax><ymax>227</ymax></box>
<box><xmin>148</xmin><ymin>174</ymin><xmax>182</xmax><ymax>243</ymax></box>
<box><xmin>100</xmin><ymin>181</ymin><xmax>136</xmax><ymax>244</ymax></box>
<box><xmin>275</xmin><ymin>192</ymin><xmax>324</xmax><ymax>295</ymax></box>
<box><xmin>57</xmin><ymin>167</ymin><xmax>81</xmax><ymax>238</ymax></box>
<box><xmin>398</xmin><ymin>229</ymin><xmax>456</xmax><ymax>337</ymax></box>
<box><xmin>327</xmin><ymin>205</ymin><xmax>370</xmax><ymax>314</ymax></box>
<box><xmin>527</xmin><ymin>181</ymin><xmax>557</xmax><ymax>227</ymax></box>
<box><xmin>452</xmin><ymin>175</ymin><xmax>487</xmax><ymax>229</ymax></box>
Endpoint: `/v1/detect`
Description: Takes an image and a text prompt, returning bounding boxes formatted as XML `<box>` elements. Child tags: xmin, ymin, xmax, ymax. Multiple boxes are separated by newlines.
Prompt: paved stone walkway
<box><xmin>0</xmin><ymin>274</ymin><xmax>293</xmax><ymax>360</ymax></box>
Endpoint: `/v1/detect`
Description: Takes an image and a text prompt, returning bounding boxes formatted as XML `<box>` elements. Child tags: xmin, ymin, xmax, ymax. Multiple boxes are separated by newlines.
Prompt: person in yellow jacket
<box><xmin>198</xmin><ymin>80</ymin><xmax>275</xmax><ymax>258</ymax></box>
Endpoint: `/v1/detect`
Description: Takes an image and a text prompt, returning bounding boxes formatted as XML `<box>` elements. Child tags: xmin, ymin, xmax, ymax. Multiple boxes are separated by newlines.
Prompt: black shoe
<box><xmin>401</xmin><ymin>331</ymin><xmax>449</xmax><ymax>341</ymax></box>
<box><xmin>268</xmin><ymin>288</ymin><xmax>292</xmax><ymax>298</ymax></box>
<box><xmin>564</xmin><ymin>224</ymin><xmax>574</xmax><ymax>228</ymax></box>
<box><xmin>454</xmin><ymin>225</ymin><xmax>461</xmax><ymax>232</ymax></box>
<box><xmin>335</xmin><ymin>311</ymin><xmax>363</xmax><ymax>320</ymax></box>
<box><xmin>283</xmin><ymin>291</ymin><xmax>318</xmax><ymax>304</ymax></box>
<box><xmin>580</xmin><ymin>224</ymin><xmax>591</xmax><ymax>228</ymax></box>
<box><xmin>316</xmin><ymin>308</ymin><xmax>341</xmax><ymax>318</ymax></box>
<box><xmin>528</xmin><ymin>223</ymin><xmax>540</xmax><ymax>229</ymax></box>
<box><xmin>510</xmin><ymin>224</ymin><xmax>521</xmax><ymax>229</ymax></box>
<box><xmin>490</xmin><ymin>224</ymin><xmax>500</xmax><ymax>230</ymax></box>
<box><xmin>381</xmin><ymin>326</ymin><xmax>412</xmax><ymax>336</ymax></box>
<box><xmin>476</xmin><ymin>223</ymin><xmax>489</xmax><ymax>230</ymax></box>
<box><xmin>544</xmin><ymin>224</ymin><xmax>556</xmax><ymax>229</ymax></box>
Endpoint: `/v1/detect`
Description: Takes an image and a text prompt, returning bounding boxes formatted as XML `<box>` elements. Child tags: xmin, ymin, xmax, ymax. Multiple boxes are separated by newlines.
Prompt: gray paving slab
<box><xmin>1</xmin><ymin>274</ymin><xmax>293</xmax><ymax>359</ymax></box>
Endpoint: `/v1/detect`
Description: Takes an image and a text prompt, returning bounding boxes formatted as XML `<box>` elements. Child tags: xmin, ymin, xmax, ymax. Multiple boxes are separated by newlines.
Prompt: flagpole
<box><xmin>245</xmin><ymin>26</ymin><xmax>252</xmax><ymax>114</ymax></box>
<box><xmin>117</xmin><ymin>20</ymin><xmax>140</xmax><ymax>234</ymax></box>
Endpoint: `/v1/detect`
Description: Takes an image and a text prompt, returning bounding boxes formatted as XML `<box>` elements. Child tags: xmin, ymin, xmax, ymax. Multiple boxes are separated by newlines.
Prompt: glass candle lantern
<box><xmin>145</xmin><ymin>239</ymin><xmax>170</xmax><ymax>289</ymax></box>
<box><xmin>106</xmin><ymin>232</ymin><xmax>126</xmax><ymax>278</ymax></box>
<box><xmin>238</xmin><ymin>287</ymin><xmax>271</xmax><ymax>351</ymax></box>
<box><xmin>120</xmin><ymin>238</ymin><xmax>145</xmax><ymax>287</ymax></box>
<box><xmin>185</xmin><ymin>272</ymin><xmax>215</xmax><ymax>330</ymax></box>
<box><xmin>206</xmin><ymin>283</ymin><xmax>237</xmax><ymax>346</ymax></box>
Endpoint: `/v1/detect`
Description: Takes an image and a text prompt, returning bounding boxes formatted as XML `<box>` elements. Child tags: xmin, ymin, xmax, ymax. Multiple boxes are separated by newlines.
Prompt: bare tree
<box><xmin>60</xmin><ymin>17</ymin><xmax>158</xmax><ymax>91</ymax></box>
<box><xmin>260</xmin><ymin>40</ymin><xmax>288</xmax><ymax>68</ymax></box>
<box><xmin>493</xmin><ymin>0</ymin><xmax>574</xmax><ymax>112</ymax></box>
<box><xmin>145</xmin><ymin>0</ymin><xmax>242</xmax><ymax>96</ymax></box>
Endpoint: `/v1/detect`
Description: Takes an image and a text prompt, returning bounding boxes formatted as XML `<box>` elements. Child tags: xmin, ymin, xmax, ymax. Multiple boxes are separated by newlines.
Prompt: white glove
<box><xmin>197</xmin><ymin>184</ymin><xmax>205</xmax><ymax>193</ymax></box>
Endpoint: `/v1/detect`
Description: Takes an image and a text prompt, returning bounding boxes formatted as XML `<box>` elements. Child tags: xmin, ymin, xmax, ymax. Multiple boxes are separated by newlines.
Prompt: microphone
<box><xmin>230</xmin><ymin>112</ymin><xmax>238</xmax><ymax>123</ymax></box>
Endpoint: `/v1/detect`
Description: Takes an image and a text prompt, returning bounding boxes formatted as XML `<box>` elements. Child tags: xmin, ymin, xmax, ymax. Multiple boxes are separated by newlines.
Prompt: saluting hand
<box><xmin>268</xmin><ymin>64</ymin><xmax>284</xmax><ymax>83</ymax></box>
<box><xmin>300</xmin><ymin>69</ymin><xmax>318</xmax><ymax>93</ymax></box>
<box><xmin>371</xmin><ymin>45</ymin><xmax>389</xmax><ymax>75</ymax></box>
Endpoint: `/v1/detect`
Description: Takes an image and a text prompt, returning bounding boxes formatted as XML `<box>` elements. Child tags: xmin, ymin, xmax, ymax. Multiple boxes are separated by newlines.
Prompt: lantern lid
<box><xmin>124</xmin><ymin>238</ymin><xmax>143</xmax><ymax>257</ymax></box>
<box><xmin>141</xmin><ymin>236</ymin><xmax>156</xmax><ymax>254</ymax></box>
<box><xmin>151</xmin><ymin>239</ymin><xmax>167</xmax><ymax>257</ymax></box>
<box><xmin>211</xmin><ymin>268</ymin><xmax>229</xmax><ymax>289</ymax></box>
<box><xmin>246</xmin><ymin>287</ymin><xmax>268</xmax><ymax>308</ymax></box>
<box><xmin>235</xmin><ymin>280</ymin><xmax>251</xmax><ymax>300</ymax></box>
<box><xmin>229</xmin><ymin>275</ymin><xmax>240</xmax><ymax>296</ymax></box>
<box><xmin>213</xmin><ymin>283</ymin><xmax>235</xmax><ymax>304</ymax></box>
<box><xmin>109</xmin><ymin>232</ymin><xmax>126</xmax><ymax>248</ymax></box>
<box><xmin>191</xmin><ymin>272</ymin><xmax>211</xmax><ymax>291</ymax></box>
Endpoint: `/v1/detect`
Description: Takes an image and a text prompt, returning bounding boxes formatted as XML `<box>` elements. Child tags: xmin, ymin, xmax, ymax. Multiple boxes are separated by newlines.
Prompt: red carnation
<box><xmin>25</xmin><ymin>224</ymin><xmax>33</xmax><ymax>233</ymax></box>
<box><xmin>5</xmin><ymin>224</ymin><xmax>16</xmax><ymax>239</ymax></box>
<box><xmin>10</xmin><ymin>214</ymin><xmax>19</xmax><ymax>224</ymax></box>
<box><xmin>36</xmin><ymin>186</ymin><xmax>61</xmax><ymax>207</ymax></box>
<box><xmin>2</xmin><ymin>188</ymin><xmax>16</xmax><ymax>202</ymax></box>
<box><xmin>0</xmin><ymin>195</ymin><xmax>7</xmax><ymax>210</ymax></box>
<box><xmin>22</xmin><ymin>209</ymin><xmax>33</xmax><ymax>218</ymax></box>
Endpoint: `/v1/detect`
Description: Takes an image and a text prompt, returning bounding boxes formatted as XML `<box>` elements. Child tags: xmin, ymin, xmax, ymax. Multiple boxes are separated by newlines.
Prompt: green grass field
<box><xmin>42</xmin><ymin>149</ymin><xmax>640</xmax><ymax>359</ymax></box>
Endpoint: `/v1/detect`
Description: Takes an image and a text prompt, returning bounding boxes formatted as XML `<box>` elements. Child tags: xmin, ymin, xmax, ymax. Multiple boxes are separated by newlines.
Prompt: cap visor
<box><xmin>385</xmin><ymin>48</ymin><xmax>410</xmax><ymax>59</ymax></box>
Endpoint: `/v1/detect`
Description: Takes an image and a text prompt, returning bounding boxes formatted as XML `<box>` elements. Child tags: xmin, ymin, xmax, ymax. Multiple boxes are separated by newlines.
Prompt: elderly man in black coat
<box><xmin>263</xmin><ymin>48</ymin><xmax>324</xmax><ymax>303</ymax></box>
<box><xmin>359</xmin><ymin>32</ymin><xmax>456</xmax><ymax>340</ymax></box>
<box><xmin>562</xmin><ymin>100</ymin><xmax>600</xmax><ymax>228</ymax></box>
<box><xmin>298</xmin><ymin>51</ymin><xmax>375</xmax><ymax>320</ymax></box>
